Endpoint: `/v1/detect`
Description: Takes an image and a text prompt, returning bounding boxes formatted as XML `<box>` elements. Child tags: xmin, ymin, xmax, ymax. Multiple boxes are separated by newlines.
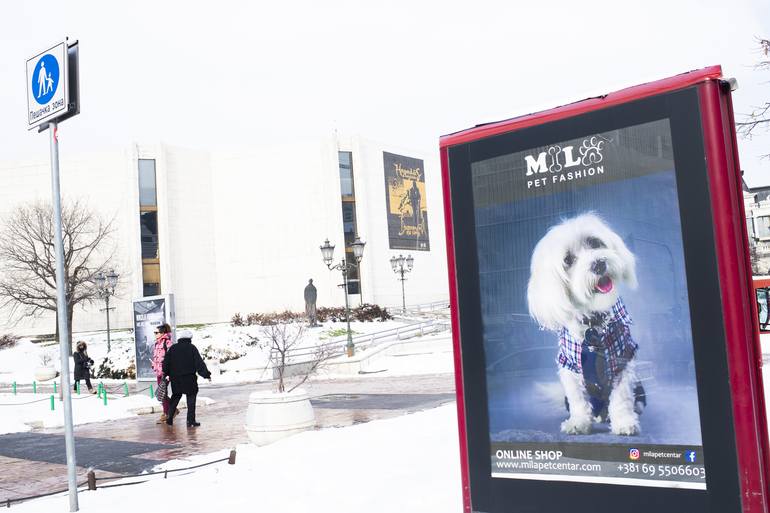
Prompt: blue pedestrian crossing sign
<box><xmin>26</xmin><ymin>41</ymin><xmax>69</xmax><ymax>129</ymax></box>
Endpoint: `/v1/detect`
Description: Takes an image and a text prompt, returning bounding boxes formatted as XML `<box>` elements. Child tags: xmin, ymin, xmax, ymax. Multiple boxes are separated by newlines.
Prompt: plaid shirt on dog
<box><xmin>557</xmin><ymin>297</ymin><xmax>636</xmax><ymax>380</ymax></box>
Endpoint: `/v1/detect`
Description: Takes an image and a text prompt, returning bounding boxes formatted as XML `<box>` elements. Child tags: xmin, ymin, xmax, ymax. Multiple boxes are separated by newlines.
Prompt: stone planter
<box><xmin>245</xmin><ymin>388</ymin><xmax>315</xmax><ymax>446</ymax></box>
<box><xmin>34</xmin><ymin>366</ymin><xmax>57</xmax><ymax>382</ymax></box>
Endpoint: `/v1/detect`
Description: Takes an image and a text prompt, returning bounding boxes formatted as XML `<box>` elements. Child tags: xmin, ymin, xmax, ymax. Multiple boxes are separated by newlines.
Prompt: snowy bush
<box><xmin>96</xmin><ymin>347</ymin><xmax>136</xmax><ymax>379</ymax></box>
<box><xmin>0</xmin><ymin>334</ymin><xmax>19</xmax><ymax>350</ymax></box>
<box><xmin>231</xmin><ymin>304</ymin><xmax>391</xmax><ymax>327</ymax></box>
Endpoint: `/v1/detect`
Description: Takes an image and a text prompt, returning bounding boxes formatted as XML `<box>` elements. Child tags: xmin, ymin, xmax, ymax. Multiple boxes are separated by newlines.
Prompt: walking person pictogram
<box><xmin>37</xmin><ymin>61</ymin><xmax>47</xmax><ymax>98</ymax></box>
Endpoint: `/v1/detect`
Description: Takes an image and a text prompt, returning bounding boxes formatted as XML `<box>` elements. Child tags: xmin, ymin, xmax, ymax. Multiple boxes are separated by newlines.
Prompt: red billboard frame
<box><xmin>440</xmin><ymin>66</ymin><xmax>769</xmax><ymax>513</ymax></box>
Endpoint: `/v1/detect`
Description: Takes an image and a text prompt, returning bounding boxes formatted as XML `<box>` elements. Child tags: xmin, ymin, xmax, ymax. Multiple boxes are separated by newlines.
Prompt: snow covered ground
<box><xmin>0</xmin><ymin>319</ymin><xmax>421</xmax><ymax>386</ymax></box>
<box><xmin>12</xmin><ymin>403</ymin><xmax>463</xmax><ymax>513</ymax></box>
<box><xmin>0</xmin><ymin>393</ymin><xmax>163</xmax><ymax>435</ymax></box>
<box><xmin>0</xmin><ymin>393</ymin><xmax>214</xmax><ymax>434</ymax></box>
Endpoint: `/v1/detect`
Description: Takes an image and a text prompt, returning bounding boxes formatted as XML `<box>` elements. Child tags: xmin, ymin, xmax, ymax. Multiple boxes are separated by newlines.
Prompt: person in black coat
<box><xmin>73</xmin><ymin>341</ymin><xmax>96</xmax><ymax>394</ymax></box>
<box><xmin>162</xmin><ymin>329</ymin><xmax>211</xmax><ymax>427</ymax></box>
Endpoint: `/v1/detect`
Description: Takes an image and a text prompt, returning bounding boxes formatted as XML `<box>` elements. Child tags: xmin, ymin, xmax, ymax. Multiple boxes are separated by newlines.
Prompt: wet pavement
<box><xmin>0</xmin><ymin>373</ymin><xmax>455</xmax><ymax>503</ymax></box>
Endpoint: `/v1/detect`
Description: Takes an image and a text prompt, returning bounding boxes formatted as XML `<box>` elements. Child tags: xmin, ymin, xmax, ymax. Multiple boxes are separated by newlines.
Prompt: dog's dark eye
<box><xmin>586</xmin><ymin>237</ymin><xmax>605</xmax><ymax>249</ymax></box>
<box><xmin>563</xmin><ymin>252</ymin><xmax>575</xmax><ymax>267</ymax></box>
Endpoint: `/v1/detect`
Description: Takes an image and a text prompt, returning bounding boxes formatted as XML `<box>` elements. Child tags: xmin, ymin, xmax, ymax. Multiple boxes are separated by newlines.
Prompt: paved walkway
<box><xmin>0</xmin><ymin>373</ymin><xmax>456</xmax><ymax>503</ymax></box>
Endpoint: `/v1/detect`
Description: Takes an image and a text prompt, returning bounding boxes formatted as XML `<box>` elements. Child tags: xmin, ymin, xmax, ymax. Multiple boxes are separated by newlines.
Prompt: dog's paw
<box><xmin>610</xmin><ymin>421</ymin><xmax>640</xmax><ymax>436</ymax></box>
<box><xmin>561</xmin><ymin>416</ymin><xmax>592</xmax><ymax>434</ymax></box>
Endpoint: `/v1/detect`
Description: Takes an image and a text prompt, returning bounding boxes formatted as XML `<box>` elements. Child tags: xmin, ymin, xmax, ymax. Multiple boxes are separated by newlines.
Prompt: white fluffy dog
<box><xmin>527</xmin><ymin>213</ymin><xmax>642</xmax><ymax>436</ymax></box>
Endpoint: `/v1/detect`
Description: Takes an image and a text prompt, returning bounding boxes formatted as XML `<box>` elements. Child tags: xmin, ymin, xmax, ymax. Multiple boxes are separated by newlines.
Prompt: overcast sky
<box><xmin>1</xmin><ymin>1</ymin><xmax>769</xmax><ymax>184</ymax></box>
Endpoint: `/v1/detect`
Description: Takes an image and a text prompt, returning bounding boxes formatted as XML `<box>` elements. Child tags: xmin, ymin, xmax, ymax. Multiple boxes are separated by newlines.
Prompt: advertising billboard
<box><xmin>441</xmin><ymin>67</ymin><xmax>770</xmax><ymax>513</ymax></box>
<box><xmin>476</xmin><ymin>118</ymin><xmax>705</xmax><ymax>488</ymax></box>
<box><xmin>132</xmin><ymin>294</ymin><xmax>175</xmax><ymax>381</ymax></box>
<box><xmin>383</xmin><ymin>151</ymin><xmax>430</xmax><ymax>251</ymax></box>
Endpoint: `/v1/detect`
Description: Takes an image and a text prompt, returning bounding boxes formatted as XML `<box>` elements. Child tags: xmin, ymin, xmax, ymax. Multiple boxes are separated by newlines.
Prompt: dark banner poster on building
<box><xmin>383</xmin><ymin>152</ymin><xmax>430</xmax><ymax>251</ymax></box>
<box><xmin>472</xmin><ymin>119</ymin><xmax>706</xmax><ymax>488</ymax></box>
<box><xmin>132</xmin><ymin>294</ymin><xmax>175</xmax><ymax>381</ymax></box>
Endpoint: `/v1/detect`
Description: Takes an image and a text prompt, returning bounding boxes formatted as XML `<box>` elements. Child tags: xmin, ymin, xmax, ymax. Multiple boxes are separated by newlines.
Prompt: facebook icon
<box><xmin>685</xmin><ymin>451</ymin><xmax>697</xmax><ymax>463</ymax></box>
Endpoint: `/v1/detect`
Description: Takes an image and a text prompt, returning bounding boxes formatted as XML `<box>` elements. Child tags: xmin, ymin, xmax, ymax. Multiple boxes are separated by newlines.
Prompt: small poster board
<box><xmin>132</xmin><ymin>294</ymin><xmax>175</xmax><ymax>381</ymax></box>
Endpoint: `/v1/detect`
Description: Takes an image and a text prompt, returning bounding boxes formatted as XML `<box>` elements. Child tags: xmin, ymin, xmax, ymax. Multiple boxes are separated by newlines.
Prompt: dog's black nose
<box><xmin>591</xmin><ymin>259</ymin><xmax>607</xmax><ymax>275</ymax></box>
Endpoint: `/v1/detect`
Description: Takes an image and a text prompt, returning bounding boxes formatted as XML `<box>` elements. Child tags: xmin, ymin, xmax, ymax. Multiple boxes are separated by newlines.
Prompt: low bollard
<box><xmin>50</xmin><ymin>395</ymin><xmax>55</xmax><ymax>411</ymax></box>
<box><xmin>32</xmin><ymin>381</ymin><xmax>36</xmax><ymax>394</ymax></box>
<box><xmin>76</xmin><ymin>382</ymin><xmax>80</xmax><ymax>395</ymax></box>
<box><xmin>12</xmin><ymin>382</ymin><xmax>16</xmax><ymax>395</ymax></box>
<box><xmin>103</xmin><ymin>391</ymin><xmax>107</xmax><ymax>406</ymax></box>
<box><xmin>228</xmin><ymin>449</ymin><xmax>237</xmax><ymax>465</ymax></box>
<box><xmin>87</xmin><ymin>469</ymin><xmax>96</xmax><ymax>491</ymax></box>
<box><xmin>150</xmin><ymin>384</ymin><xmax>154</xmax><ymax>398</ymax></box>
<box><xmin>124</xmin><ymin>382</ymin><xmax>129</xmax><ymax>397</ymax></box>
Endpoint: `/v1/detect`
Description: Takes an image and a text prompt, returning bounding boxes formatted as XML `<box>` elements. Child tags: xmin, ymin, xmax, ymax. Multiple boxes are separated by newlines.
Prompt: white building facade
<box><xmin>743</xmin><ymin>179</ymin><xmax>770</xmax><ymax>275</ymax></box>
<box><xmin>0</xmin><ymin>134</ymin><xmax>449</xmax><ymax>336</ymax></box>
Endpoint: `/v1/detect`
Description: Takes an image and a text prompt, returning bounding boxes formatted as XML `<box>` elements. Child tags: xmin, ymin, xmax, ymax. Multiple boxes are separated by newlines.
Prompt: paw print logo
<box><xmin>580</xmin><ymin>137</ymin><xmax>605</xmax><ymax>166</ymax></box>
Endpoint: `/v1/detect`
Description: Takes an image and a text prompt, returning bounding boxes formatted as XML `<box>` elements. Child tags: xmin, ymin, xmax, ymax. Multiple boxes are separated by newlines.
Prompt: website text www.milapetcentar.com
<box><xmin>490</xmin><ymin>446</ymin><xmax>707</xmax><ymax>489</ymax></box>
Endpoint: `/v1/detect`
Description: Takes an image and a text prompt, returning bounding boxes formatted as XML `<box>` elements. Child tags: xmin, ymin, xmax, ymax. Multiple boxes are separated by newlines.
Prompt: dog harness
<box><xmin>556</xmin><ymin>297</ymin><xmax>636</xmax><ymax>380</ymax></box>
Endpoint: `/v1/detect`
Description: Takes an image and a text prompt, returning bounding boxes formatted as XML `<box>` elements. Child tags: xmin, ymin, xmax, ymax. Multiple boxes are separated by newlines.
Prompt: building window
<box><xmin>140</xmin><ymin>211</ymin><xmax>159</xmax><ymax>259</ymax></box>
<box><xmin>342</xmin><ymin>202</ymin><xmax>357</xmax><ymax>247</ymax></box>
<box><xmin>757</xmin><ymin>287</ymin><xmax>770</xmax><ymax>332</ymax></box>
<box><xmin>139</xmin><ymin>159</ymin><xmax>161</xmax><ymax>295</ymax></box>
<box><xmin>138</xmin><ymin>159</ymin><xmax>157</xmax><ymax>207</ymax></box>
<box><xmin>143</xmin><ymin>283</ymin><xmax>160</xmax><ymax>297</ymax></box>
<box><xmin>757</xmin><ymin>216</ymin><xmax>770</xmax><ymax>239</ymax></box>
<box><xmin>338</xmin><ymin>151</ymin><xmax>360</xmax><ymax>296</ymax></box>
<box><xmin>339</xmin><ymin>151</ymin><xmax>354</xmax><ymax>197</ymax></box>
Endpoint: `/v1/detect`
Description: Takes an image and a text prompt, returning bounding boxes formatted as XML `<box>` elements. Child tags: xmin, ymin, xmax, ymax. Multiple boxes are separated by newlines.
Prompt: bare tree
<box><xmin>257</xmin><ymin>323</ymin><xmax>334</xmax><ymax>393</ymax></box>
<box><xmin>737</xmin><ymin>37</ymin><xmax>770</xmax><ymax>157</ymax></box>
<box><xmin>0</xmin><ymin>200</ymin><xmax>116</xmax><ymax>350</ymax></box>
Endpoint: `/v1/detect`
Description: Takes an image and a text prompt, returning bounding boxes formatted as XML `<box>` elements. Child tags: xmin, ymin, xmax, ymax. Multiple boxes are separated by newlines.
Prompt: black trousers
<box><xmin>168</xmin><ymin>390</ymin><xmax>197</xmax><ymax>424</ymax></box>
<box><xmin>74</xmin><ymin>375</ymin><xmax>92</xmax><ymax>392</ymax></box>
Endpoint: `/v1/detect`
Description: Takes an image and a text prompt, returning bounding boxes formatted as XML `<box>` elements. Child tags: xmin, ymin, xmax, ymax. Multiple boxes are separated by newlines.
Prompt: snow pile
<box><xmin>14</xmin><ymin>403</ymin><xmax>463</xmax><ymax>513</ymax></box>
<box><xmin>0</xmin><ymin>392</ymin><xmax>161</xmax><ymax>435</ymax></box>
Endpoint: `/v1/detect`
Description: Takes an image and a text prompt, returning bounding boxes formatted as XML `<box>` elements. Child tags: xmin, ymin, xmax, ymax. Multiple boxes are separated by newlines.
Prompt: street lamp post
<box><xmin>320</xmin><ymin>237</ymin><xmax>365</xmax><ymax>357</ymax></box>
<box><xmin>390</xmin><ymin>254</ymin><xmax>414</xmax><ymax>314</ymax></box>
<box><xmin>95</xmin><ymin>270</ymin><xmax>118</xmax><ymax>353</ymax></box>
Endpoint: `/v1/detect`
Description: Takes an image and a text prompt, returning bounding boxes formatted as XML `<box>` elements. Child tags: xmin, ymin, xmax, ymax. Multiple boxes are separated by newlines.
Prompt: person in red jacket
<box><xmin>151</xmin><ymin>323</ymin><xmax>173</xmax><ymax>424</ymax></box>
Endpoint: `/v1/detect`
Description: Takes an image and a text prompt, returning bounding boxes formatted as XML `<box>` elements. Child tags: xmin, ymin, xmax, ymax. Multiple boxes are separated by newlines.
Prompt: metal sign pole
<box><xmin>49</xmin><ymin>120</ymin><xmax>79</xmax><ymax>512</ymax></box>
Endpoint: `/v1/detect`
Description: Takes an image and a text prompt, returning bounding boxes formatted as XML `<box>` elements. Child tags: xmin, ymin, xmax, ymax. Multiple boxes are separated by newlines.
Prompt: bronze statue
<box><xmin>304</xmin><ymin>278</ymin><xmax>318</xmax><ymax>327</ymax></box>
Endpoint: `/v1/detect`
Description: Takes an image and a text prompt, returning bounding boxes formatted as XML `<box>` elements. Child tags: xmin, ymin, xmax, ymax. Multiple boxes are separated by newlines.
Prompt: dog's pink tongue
<box><xmin>596</xmin><ymin>276</ymin><xmax>614</xmax><ymax>293</ymax></box>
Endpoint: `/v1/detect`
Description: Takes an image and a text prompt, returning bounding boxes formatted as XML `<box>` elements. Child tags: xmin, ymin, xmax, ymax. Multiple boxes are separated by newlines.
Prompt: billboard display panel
<box><xmin>132</xmin><ymin>295</ymin><xmax>175</xmax><ymax>381</ymax></box>
<box><xmin>441</xmin><ymin>68</ymin><xmax>769</xmax><ymax>513</ymax></box>
<box><xmin>383</xmin><ymin>151</ymin><xmax>430</xmax><ymax>251</ymax></box>
<box><xmin>473</xmin><ymin>118</ymin><xmax>705</xmax><ymax>488</ymax></box>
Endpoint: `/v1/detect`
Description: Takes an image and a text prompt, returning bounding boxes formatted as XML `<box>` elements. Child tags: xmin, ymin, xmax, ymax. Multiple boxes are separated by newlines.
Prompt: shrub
<box><xmin>354</xmin><ymin>303</ymin><xmax>392</xmax><ymax>322</ymax></box>
<box><xmin>231</xmin><ymin>303</ymin><xmax>392</xmax><ymax>327</ymax></box>
<box><xmin>201</xmin><ymin>345</ymin><xmax>246</xmax><ymax>364</ymax></box>
<box><xmin>95</xmin><ymin>348</ymin><xmax>136</xmax><ymax>379</ymax></box>
<box><xmin>0</xmin><ymin>334</ymin><xmax>19</xmax><ymax>350</ymax></box>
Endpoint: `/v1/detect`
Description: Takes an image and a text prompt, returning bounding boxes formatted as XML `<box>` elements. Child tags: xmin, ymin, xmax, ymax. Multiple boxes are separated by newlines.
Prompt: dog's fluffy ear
<box><xmin>603</xmin><ymin>227</ymin><xmax>637</xmax><ymax>289</ymax></box>
<box><xmin>527</xmin><ymin>236</ymin><xmax>574</xmax><ymax>332</ymax></box>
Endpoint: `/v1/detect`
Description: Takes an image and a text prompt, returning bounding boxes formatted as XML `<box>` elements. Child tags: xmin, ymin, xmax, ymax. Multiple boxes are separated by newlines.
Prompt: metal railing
<box><xmin>282</xmin><ymin>318</ymin><xmax>451</xmax><ymax>363</ymax></box>
<box><xmin>388</xmin><ymin>299</ymin><xmax>450</xmax><ymax>317</ymax></box>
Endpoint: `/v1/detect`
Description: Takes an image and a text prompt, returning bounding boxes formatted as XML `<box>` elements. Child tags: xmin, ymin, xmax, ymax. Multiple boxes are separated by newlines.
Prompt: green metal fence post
<box><xmin>33</xmin><ymin>381</ymin><xmax>36</xmax><ymax>394</ymax></box>
<box><xmin>124</xmin><ymin>382</ymin><xmax>129</xmax><ymax>397</ymax></box>
<box><xmin>12</xmin><ymin>382</ymin><xmax>16</xmax><ymax>395</ymax></box>
<box><xmin>150</xmin><ymin>384</ymin><xmax>154</xmax><ymax>398</ymax></box>
<box><xmin>50</xmin><ymin>395</ymin><xmax>55</xmax><ymax>411</ymax></box>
